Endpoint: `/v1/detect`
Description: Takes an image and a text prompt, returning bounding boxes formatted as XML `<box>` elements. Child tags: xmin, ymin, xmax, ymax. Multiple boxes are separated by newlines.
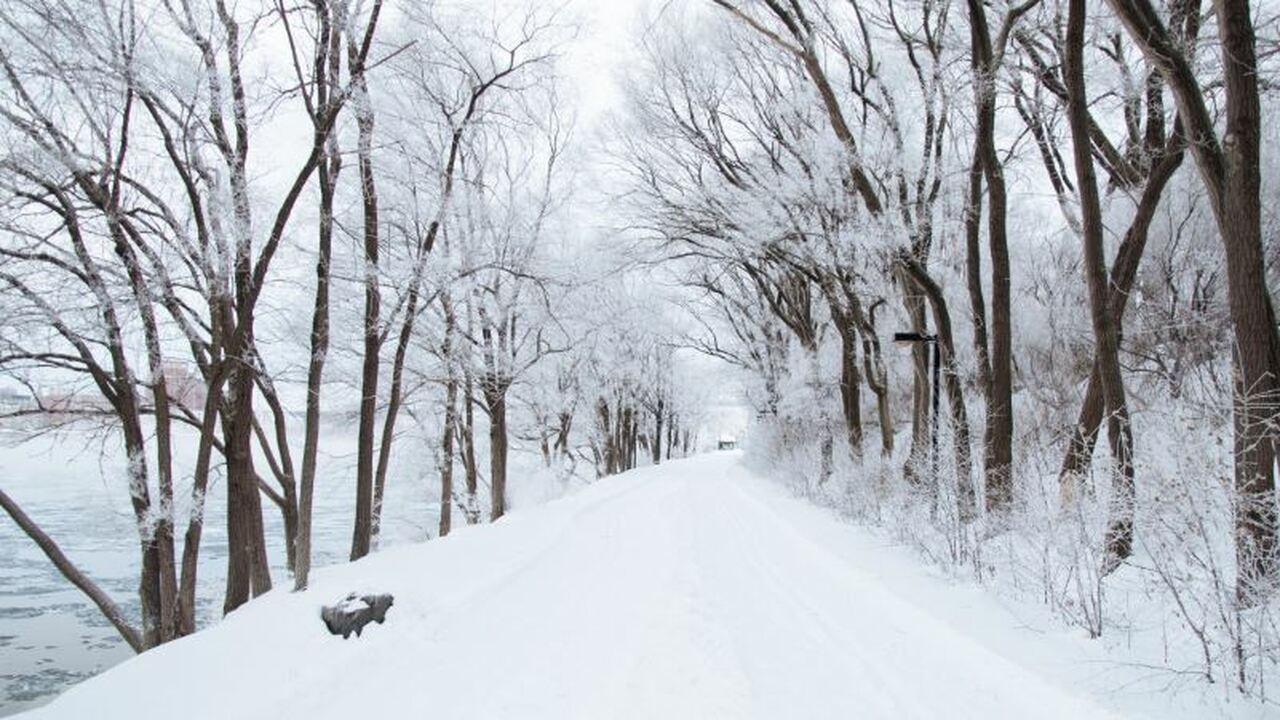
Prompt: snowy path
<box><xmin>24</xmin><ymin>452</ymin><xmax>1124</xmax><ymax>719</ymax></box>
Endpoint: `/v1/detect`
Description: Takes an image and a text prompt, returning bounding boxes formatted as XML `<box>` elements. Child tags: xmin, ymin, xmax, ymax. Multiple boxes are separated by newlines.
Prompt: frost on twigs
<box><xmin>321</xmin><ymin>593</ymin><xmax>394</xmax><ymax>639</ymax></box>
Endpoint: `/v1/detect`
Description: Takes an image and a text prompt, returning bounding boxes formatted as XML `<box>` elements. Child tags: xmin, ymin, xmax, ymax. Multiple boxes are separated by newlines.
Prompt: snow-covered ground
<box><xmin>0</xmin><ymin>424</ymin><xmax>485</xmax><ymax>715</ymax></box>
<box><xmin>14</xmin><ymin>451</ymin><xmax>1267</xmax><ymax>719</ymax></box>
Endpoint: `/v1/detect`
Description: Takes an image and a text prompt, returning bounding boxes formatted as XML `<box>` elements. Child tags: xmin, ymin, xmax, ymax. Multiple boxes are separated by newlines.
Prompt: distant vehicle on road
<box><xmin>717</xmin><ymin>435</ymin><xmax>737</xmax><ymax>450</ymax></box>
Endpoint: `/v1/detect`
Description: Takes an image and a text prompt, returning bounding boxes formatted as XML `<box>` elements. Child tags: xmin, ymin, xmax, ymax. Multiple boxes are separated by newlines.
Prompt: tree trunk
<box><xmin>856</xmin><ymin>300</ymin><xmax>894</xmax><ymax>457</ymax></box>
<box><xmin>967</xmin><ymin>0</ymin><xmax>1015</xmax><ymax>516</ymax></box>
<box><xmin>293</xmin><ymin>0</ymin><xmax>343</xmax><ymax>594</ymax></box>
<box><xmin>1</xmin><ymin>488</ymin><xmax>144</xmax><ymax>652</ymax></box>
<box><xmin>597</xmin><ymin>397</ymin><xmax>614</xmax><ymax>475</ymax></box>
<box><xmin>488</xmin><ymin>389</ymin><xmax>509</xmax><ymax>521</ymax></box>
<box><xmin>653</xmin><ymin>399</ymin><xmax>664</xmax><ymax>465</ymax></box>
<box><xmin>295</xmin><ymin>137</ymin><xmax>338</xmax><ymax>591</ymax></box>
<box><xmin>1214</xmin><ymin>0</ymin><xmax>1280</xmax><ymax>600</ymax></box>
<box><xmin>964</xmin><ymin>151</ymin><xmax>992</xmax><ymax>396</ymax></box>
<box><xmin>461</xmin><ymin>373</ymin><xmax>480</xmax><ymax>523</ymax></box>
<box><xmin>904</xmin><ymin>290</ymin><xmax>931</xmax><ymax>483</ymax></box>
<box><xmin>440</xmin><ymin>379</ymin><xmax>457</xmax><ymax>538</ymax></box>
<box><xmin>838</xmin><ymin>321</ymin><xmax>864</xmax><ymax>460</ymax></box>
<box><xmin>1058</xmin><ymin>138</ymin><xmax>1184</xmax><ymax>505</ymax></box>
<box><xmin>439</xmin><ymin>301</ymin><xmax>458</xmax><ymax>538</ymax></box>
<box><xmin>179</xmin><ymin>365</ymin><xmax>225</xmax><ymax>632</ymax></box>
<box><xmin>1105</xmin><ymin>0</ymin><xmax>1280</xmax><ymax>603</ymax></box>
<box><xmin>371</xmin><ymin>289</ymin><xmax>416</xmax><ymax>547</ymax></box>
<box><xmin>350</xmin><ymin>67</ymin><xmax>381</xmax><ymax>561</ymax></box>
<box><xmin>1066</xmin><ymin>0</ymin><xmax>1136</xmax><ymax>571</ymax></box>
<box><xmin>222</xmin><ymin>354</ymin><xmax>271</xmax><ymax>614</ymax></box>
<box><xmin>555</xmin><ymin>411</ymin><xmax>573</xmax><ymax>461</ymax></box>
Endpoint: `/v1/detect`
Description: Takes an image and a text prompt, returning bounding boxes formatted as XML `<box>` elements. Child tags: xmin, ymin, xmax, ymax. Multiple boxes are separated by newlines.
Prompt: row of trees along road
<box><xmin>615</xmin><ymin>0</ymin><xmax>1280</xmax><ymax>655</ymax></box>
<box><xmin>0</xmin><ymin>0</ymin><xmax>699</xmax><ymax>653</ymax></box>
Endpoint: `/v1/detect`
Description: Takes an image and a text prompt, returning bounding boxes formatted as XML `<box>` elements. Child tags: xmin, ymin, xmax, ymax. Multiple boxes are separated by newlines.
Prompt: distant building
<box><xmin>717</xmin><ymin>434</ymin><xmax>737</xmax><ymax>451</ymax></box>
<box><xmin>157</xmin><ymin>360</ymin><xmax>206</xmax><ymax>410</ymax></box>
<box><xmin>0</xmin><ymin>388</ymin><xmax>30</xmax><ymax>413</ymax></box>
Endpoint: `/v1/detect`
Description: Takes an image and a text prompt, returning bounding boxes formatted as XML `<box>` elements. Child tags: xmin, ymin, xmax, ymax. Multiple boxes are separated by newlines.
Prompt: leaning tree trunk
<box><xmin>0</xmin><ymin>488</ymin><xmax>144</xmax><ymax>652</ymax></box>
<box><xmin>1058</xmin><ymin>139</ymin><xmax>1184</xmax><ymax>506</ymax></box>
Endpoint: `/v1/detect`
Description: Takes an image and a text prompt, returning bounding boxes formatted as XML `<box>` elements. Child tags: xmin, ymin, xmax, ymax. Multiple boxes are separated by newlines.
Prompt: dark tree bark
<box><xmin>487</xmin><ymin>389</ymin><xmax>509</xmax><ymax>521</ymax></box>
<box><xmin>295</xmin><ymin>0</ymin><xmax>345</xmax><ymax>591</ymax></box>
<box><xmin>965</xmin><ymin>0</ymin><xmax>1019</xmax><ymax>516</ymax></box>
<box><xmin>1065</xmin><ymin>0</ymin><xmax>1136</xmax><ymax>571</ymax></box>
<box><xmin>350</xmin><ymin>50</ymin><xmax>382</xmax><ymax>561</ymax></box>
<box><xmin>179</xmin><ymin>366</ymin><xmax>226</xmax><ymax>633</ymax></box>
<box><xmin>964</xmin><ymin>153</ymin><xmax>992</xmax><ymax>397</ymax></box>
<box><xmin>1103</xmin><ymin>0</ymin><xmax>1280</xmax><ymax>600</ymax></box>
<box><xmin>653</xmin><ymin>399</ymin><xmax>665</xmax><ymax>464</ymax></box>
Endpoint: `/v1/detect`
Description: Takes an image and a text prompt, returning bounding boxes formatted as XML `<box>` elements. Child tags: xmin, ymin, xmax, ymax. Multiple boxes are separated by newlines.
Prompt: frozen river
<box><xmin>0</xmin><ymin>427</ymin><xmax>444</xmax><ymax>716</ymax></box>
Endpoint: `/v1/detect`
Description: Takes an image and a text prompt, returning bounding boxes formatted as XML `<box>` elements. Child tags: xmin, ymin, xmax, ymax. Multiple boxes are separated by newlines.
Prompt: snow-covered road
<box><xmin>24</xmin><ymin>452</ymin><xmax>1124</xmax><ymax>719</ymax></box>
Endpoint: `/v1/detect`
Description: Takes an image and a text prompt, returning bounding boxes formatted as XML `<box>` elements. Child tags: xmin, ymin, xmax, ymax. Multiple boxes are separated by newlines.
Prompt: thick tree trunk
<box><xmin>1105</xmin><ymin>0</ymin><xmax>1280</xmax><ymax>597</ymax></box>
<box><xmin>222</xmin><ymin>354</ymin><xmax>271</xmax><ymax>614</ymax></box>
<box><xmin>838</xmin><ymin>322</ymin><xmax>864</xmax><ymax>460</ymax></box>
<box><xmin>119</xmin><ymin>425</ymin><xmax>165</xmax><ymax>647</ymax></box>
<box><xmin>1066</xmin><ymin>0</ymin><xmax>1136</xmax><ymax>571</ymax></box>
<box><xmin>1214</xmin><ymin>0</ymin><xmax>1280</xmax><ymax>600</ymax></box>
